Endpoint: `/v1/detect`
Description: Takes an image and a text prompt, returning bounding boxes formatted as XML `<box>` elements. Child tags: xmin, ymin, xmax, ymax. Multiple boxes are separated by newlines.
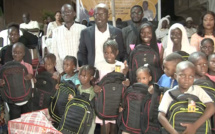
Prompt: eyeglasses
<box><xmin>131</xmin><ymin>12</ymin><xmax>142</xmax><ymax>15</ymax></box>
<box><xmin>94</xmin><ymin>13</ymin><xmax>107</xmax><ymax>18</ymax></box>
<box><xmin>62</xmin><ymin>11</ymin><xmax>73</xmax><ymax>15</ymax></box>
<box><xmin>201</xmin><ymin>46</ymin><xmax>214</xmax><ymax>50</ymax></box>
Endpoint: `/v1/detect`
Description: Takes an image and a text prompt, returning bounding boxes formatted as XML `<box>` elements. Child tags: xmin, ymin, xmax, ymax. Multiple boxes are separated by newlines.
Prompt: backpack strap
<box><xmin>149</xmin><ymin>83</ymin><xmax>160</xmax><ymax>121</ymax></box>
<box><xmin>168</xmin><ymin>86</ymin><xmax>181</xmax><ymax>101</ymax></box>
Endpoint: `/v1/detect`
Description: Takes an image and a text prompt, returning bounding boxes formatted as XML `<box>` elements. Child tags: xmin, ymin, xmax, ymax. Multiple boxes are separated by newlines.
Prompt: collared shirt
<box><xmin>158</xmin><ymin>74</ymin><xmax>178</xmax><ymax>88</ymax></box>
<box><xmin>94</xmin><ymin>24</ymin><xmax>110</xmax><ymax>66</ymax></box>
<box><xmin>51</xmin><ymin>23</ymin><xmax>86</xmax><ymax>73</ymax></box>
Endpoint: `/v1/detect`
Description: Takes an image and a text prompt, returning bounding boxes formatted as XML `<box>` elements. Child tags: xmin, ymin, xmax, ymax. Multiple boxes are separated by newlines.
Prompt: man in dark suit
<box><xmin>77</xmin><ymin>3</ymin><xmax>127</xmax><ymax>66</ymax></box>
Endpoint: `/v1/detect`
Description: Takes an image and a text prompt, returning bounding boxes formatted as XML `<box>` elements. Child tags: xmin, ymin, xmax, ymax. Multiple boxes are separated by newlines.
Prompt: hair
<box><xmin>12</xmin><ymin>42</ymin><xmax>25</xmax><ymax>53</ymax></box>
<box><xmin>79</xmin><ymin>65</ymin><xmax>99</xmax><ymax>86</ymax></box>
<box><xmin>188</xmin><ymin>52</ymin><xmax>207</xmax><ymax>64</ymax></box>
<box><xmin>94</xmin><ymin>3</ymin><xmax>109</xmax><ymax>14</ymax></box>
<box><xmin>138</xmin><ymin>22</ymin><xmax>159</xmax><ymax>57</ymax></box>
<box><xmin>7</xmin><ymin>23</ymin><xmax>20</xmax><ymax>32</ymax></box>
<box><xmin>136</xmin><ymin>65</ymin><xmax>151</xmax><ymax>77</ymax></box>
<box><xmin>197</xmin><ymin>11</ymin><xmax>215</xmax><ymax>37</ymax></box>
<box><xmin>130</xmin><ymin>5</ymin><xmax>143</xmax><ymax>14</ymax></box>
<box><xmin>164</xmin><ymin>52</ymin><xmax>183</xmax><ymax>64</ymax></box>
<box><xmin>44</xmin><ymin>53</ymin><xmax>56</xmax><ymax>64</ymax></box>
<box><xmin>64</xmin><ymin>56</ymin><xmax>77</xmax><ymax>67</ymax></box>
<box><xmin>142</xmin><ymin>1</ymin><xmax>148</xmax><ymax>6</ymax></box>
<box><xmin>176</xmin><ymin>61</ymin><xmax>195</xmax><ymax>74</ymax></box>
<box><xmin>201</xmin><ymin>38</ymin><xmax>214</xmax><ymax>47</ymax></box>
<box><xmin>103</xmin><ymin>37</ymin><xmax>118</xmax><ymax>54</ymax></box>
<box><xmin>61</xmin><ymin>4</ymin><xmax>75</xmax><ymax>12</ymax></box>
<box><xmin>55</xmin><ymin>11</ymin><xmax>61</xmax><ymax>15</ymax></box>
<box><xmin>208</xmin><ymin>53</ymin><xmax>215</xmax><ymax>61</ymax></box>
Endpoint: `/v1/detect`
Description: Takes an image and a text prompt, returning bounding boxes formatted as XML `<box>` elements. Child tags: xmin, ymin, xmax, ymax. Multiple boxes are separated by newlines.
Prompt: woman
<box><xmin>164</xmin><ymin>23</ymin><xmax>196</xmax><ymax>58</ymax></box>
<box><xmin>190</xmin><ymin>11</ymin><xmax>215</xmax><ymax>52</ymax></box>
<box><xmin>155</xmin><ymin>17</ymin><xmax>169</xmax><ymax>42</ymax></box>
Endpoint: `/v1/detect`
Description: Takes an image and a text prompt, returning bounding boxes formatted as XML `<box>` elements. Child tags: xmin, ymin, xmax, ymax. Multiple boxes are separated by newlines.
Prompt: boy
<box><xmin>158</xmin><ymin>52</ymin><xmax>183</xmax><ymax>88</ymax></box>
<box><xmin>207</xmin><ymin>53</ymin><xmax>215</xmax><ymax>82</ymax></box>
<box><xmin>158</xmin><ymin>61</ymin><xmax>215</xmax><ymax>134</ymax></box>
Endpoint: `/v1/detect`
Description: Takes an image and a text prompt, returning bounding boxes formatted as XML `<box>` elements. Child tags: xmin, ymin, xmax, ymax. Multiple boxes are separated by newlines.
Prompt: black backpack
<box><xmin>175</xmin><ymin>51</ymin><xmax>190</xmax><ymax>61</ymax></box>
<box><xmin>128</xmin><ymin>44</ymin><xmax>162</xmax><ymax>84</ymax></box>
<box><xmin>58</xmin><ymin>93</ymin><xmax>94</xmax><ymax>134</ymax></box>
<box><xmin>0</xmin><ymin>61</ymin><xmax>32</xmax><ymax>103</ymax></box>
<box><xmin>141</xmin><ymin>83</ymin><xmax>162</xmax><ymax>134</ymax></box>
<box><xmin>164</xmin><ymin>86</ymin><xmax>211</xmax><ymax>134</ymax></box>
<box><xmin>49</xmin><ymin>80</ymin><xmax>77</xmax><ymax>123</ymax></box>
<box><xmin>32</xmin><ymin>71</ymin><xmax>57</xmax><ymax>111</ymax></box>
<box><xmin>95</xmin><ymin>72</ymin><xmax>126</xmax><ymax>120</ymax></box>
<box><xmin>118</xmin><ymin>83</ymin><xmax>148</xmax><ymax>134</ymax></box>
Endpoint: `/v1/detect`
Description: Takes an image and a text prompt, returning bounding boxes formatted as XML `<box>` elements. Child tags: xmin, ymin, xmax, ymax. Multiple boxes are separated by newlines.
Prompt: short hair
<box><xmin>164</xmin><ymin>52</ymin><xmax>183</xmax><ymax>64</ymax></box>
<box><xmin>94</xmin><ymin>3</ymin><xmax>109</xmax><ymax>14</ymax></box>
<box><xmin>64</xmin><ymin>56</ymin><xmax>77</xmax><ymax>67</ymax></box>
<box><xmin>176</xmin><ymin>61</ymin><xmax>195</xmax><ymax>74</ymax></box>
<box><xmin>44</xmin><ymin>53</ymin><xmax>56</xmax><ymax>64</ymax></box>
<box><xmin>103</xmin><ymin>38</ymin><xmax>118</xmax><ymax>54</ymax></box>
<box><xmin>188</xmin><ymin>52</ymin><xmax>207</xmax><ymax>64</ymax></box>
<box><xmin>61</xmin><ymin>4</ymin><xmax>75</xmax><ymax>12</ymax></box>
<box><xmin>130</xmin><ymin>5</ymin><xmax>143</xmax><ymax>14</ymax></box>
<box><xmin>208</xmin><ymin>53</ymin><xmax>215</xmax><ymax>61</ymax></box>
<box><xmin>12</xmin><ymin>42</ymin><xmax>25</xmax><ymax>53</ymax></box>
<box><xmin>200</xmin><ymin>38</ymin><xmax>214</xmax><ymax>47</ymax></box>
<box><xmin>7</xmin><ymin>23</ymin><xmax>20</xmax><ymax>32</ymax></box>
<box><xmin>136</xmin><ymin>66</ymin><xmax>151</xmax><ymax>76</ymax></box>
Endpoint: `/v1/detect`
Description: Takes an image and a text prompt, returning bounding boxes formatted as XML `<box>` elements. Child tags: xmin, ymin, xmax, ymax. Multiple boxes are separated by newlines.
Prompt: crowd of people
<box><xmin>0</xmin><ymin>1</ymin><xmax>214</xmax><ymax>134</ymax></box>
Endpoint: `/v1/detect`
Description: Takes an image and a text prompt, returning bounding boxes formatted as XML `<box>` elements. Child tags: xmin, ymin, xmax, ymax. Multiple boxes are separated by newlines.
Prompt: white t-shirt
<box><xmin>158</xmin><ymin>85</ymin><xmax>213</xmax><ymax>114</ymax></box>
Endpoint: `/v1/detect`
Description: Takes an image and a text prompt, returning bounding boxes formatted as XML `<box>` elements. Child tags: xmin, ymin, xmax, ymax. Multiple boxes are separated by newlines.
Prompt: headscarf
<box><xmin>155</xmin><ymin>17</ymin><xmax>169</xmax><ymax>39</ymax></box>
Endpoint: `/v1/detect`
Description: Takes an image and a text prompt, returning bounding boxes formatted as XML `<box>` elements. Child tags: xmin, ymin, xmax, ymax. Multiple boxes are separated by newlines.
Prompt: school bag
<box><xmin>128</xmin><ymin>44</ymin><xmax>162</xmax><ymax>84</ymax></box>
<box><xmin>141</xmin><ymin>83</ymin><xmax>162</xmax><ymax>134</ymax></box>
<box><xmin>95</xmin><ymin>72</ymin><xmax>126</xmax><ymax>120</ymax></box>
<box><xmin>118</xmin><ymin>83</ymin><xmax>149</xmax><ymax>134</ymax></box>
<box><xmin>58</xmin><ymin>93</ymin><xmax>94</xmax><ymax>134</ymax></box>
<box><xmin>175</xmin><ymin>51</ymin><xmax>189</xmax><ymax>61</ymax></box>
<box><xmin>49</xmin><ymin>80</ymin><xmax>77</xmax><ymax>123</ymax></box>
<box><xmin>164</xmin><ymin>86</ymin><xmax>211</xmax><ymax>134</ymax></box>
<box><xmin>0</xmin><ymin>61</ymin><xmax>32</xmax><ymax>103</ymax></box>
<box><xmin>32</xmin><ymin>71</ymin><xmax>57</xmax><ymax>111</ymax></box>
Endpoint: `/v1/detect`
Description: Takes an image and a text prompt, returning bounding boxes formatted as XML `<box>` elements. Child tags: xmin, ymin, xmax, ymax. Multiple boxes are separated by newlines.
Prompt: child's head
<box><xmin>200</xmin><ymin>38</ymin><xmax>214</xmax><ymax>57</ymax></box>
<box><xmin>163</xmin><ymin>52</ymin><xmax>183</xmax><ymax>78</ymax></box>
<box><xmin>63</xmin><ymin>56</ymin><xmax>77</xmax><ymax>74</ymax></box>
<box><xmin>44</xmin><ymin>53</ymin><xmax>56</xmax><ymax>73</ymax></box>
<box><xmin>174</xmin><ymin>61</ymin><xmax>195</xmax><ymax>91</ymax></box>
<box><xmin>12</xmin><ymin>42</ymin><xmax>25</xmax><ymax>62</ymax></box>
<box><xmin>7</xmin><ymin>23</ymin><xmax>20</xmax><ymax>44</ymax></box>
<box><xmin>79</xmin><ymin>65</ymin><xmax>99</xmax><ymax>86</ymax></box>
<box><xmin>103</xmin><ymin>38</ymin><xmax>119</xmax><ymax>64</ymax></box>
<box><xmin>136</xmin><ymin>66</ymin><xmax>152</xmax><ymax>85</ymax></box>
<box><xmin>188</xmin><ymin>52</ymin><xmax>208</xmax><ymax>78</ymax></box>
<box><xmin>208</xmin><ymin>53</ymin><xmax>215</xmax><ymax>74</ymax></box>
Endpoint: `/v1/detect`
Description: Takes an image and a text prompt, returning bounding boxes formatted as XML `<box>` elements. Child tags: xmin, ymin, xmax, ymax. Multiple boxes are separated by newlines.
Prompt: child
<box><xmin>78</xmin><ymin>65</ymin><xmax>99</xmax><ymax>134</ymax></box>
<box><xmin>94</xmin><ymin>38</ymin><xmax>129</xmax><ymax>134</ymax></box>
<box><xmin>200</xmin><ymin>38</ymin><xmax>214</xmax><ymax>58</ymax></box>
<box><xmin>207</xmin><ymin>53</ymin><xmax>215</xmax><ymax>82</ymax></box>
<box><xmin>188</xmin><ymin>52</ymin><xmax>209</xmax><ymax>80</ymax></box>
<box><xmin>158</xmin><ymin>61</ymin><xmax>215</xmax><ymax>134</ymax></box>
<box><xmin>158</xmin><ymin>52</ymin><xmax>183</xmax><ymax>88</ymax></box>
<box><xmin>0</xmin><ymin>42</ymin><xmax>33</xmax><ymax>120</ymax></box>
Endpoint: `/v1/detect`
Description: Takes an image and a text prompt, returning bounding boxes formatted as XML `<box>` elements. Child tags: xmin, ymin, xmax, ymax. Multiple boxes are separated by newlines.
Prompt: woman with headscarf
<box><xmin>155</xmin><ymin>17</ymin><xmax>169</xmax><ymax>42</ymax></box>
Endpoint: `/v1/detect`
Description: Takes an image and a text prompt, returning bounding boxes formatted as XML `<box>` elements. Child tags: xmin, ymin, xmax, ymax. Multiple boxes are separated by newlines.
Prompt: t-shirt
<box><xmin>61</xmin><ymin>73</ymin><xmax>80</xmax><ymax>86</ymax></box>
<box><xmin>206</xmin><ymin>73</ymin><xmax>215</xmax><ymax>82</ymax></box>
<box><xmin>158</xmin><ymin>85</ymin><xmax>213</xmax><ymax>114</ymax></box>
<box><xmin>78</xmin><ymin>85</ymin><xmax>95</xmax><ymax>101</ymax></box>
<box><xmin>157</xmin><ymin>74</ymin><xmax>178</xmax><ymax>88</ymax></box>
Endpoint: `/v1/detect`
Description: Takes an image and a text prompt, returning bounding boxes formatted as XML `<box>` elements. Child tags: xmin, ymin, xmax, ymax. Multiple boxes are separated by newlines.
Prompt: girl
<box><xmin>78</xmin><ymin>65</ymin><xmax>99</xmax><ymax>134</ymax></box>
<box><xmin>200</xmin><ymin>38</ymin><xmax>214</xmax><ymax>58</ymax></box>
<box><xmin>207</xmin><ymin>53</ymin><xmax>215</xmax><ymax>82</ymax></box>
<box><xmin>155</xmin><ymin>17</ymin><xmax>169</xmax><ymax>42</ymax></box>
<box><xmin>164</xmin><ymin>23</ymin><xmax>196</xmax><ymax>59</ymax></box>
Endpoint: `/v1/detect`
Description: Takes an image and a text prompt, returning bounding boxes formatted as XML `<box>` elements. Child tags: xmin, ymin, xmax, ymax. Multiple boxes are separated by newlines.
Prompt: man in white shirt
<box><xmin>142</xmin><ymin>1</ymin><xmax>154</xmax><ymax>21</ymax></box>
<box><xmin>51</xmin><ymin>4</ymin><xmax>86</xmax><ymax>73</ymax></box>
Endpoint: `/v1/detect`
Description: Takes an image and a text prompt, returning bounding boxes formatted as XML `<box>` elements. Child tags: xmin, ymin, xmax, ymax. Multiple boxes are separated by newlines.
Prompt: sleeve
<box><xmin>33</xmin><ymin>21</ymin><xmax>40</xmax><ymax>29</ymax></box>
<box><xmin>158</xmin><ymin>90</ymin><xmax>173</xmax><ymax>114</ymax></box>
<box><xmin>77</xmin><ymin>29</ymin><xmax>88</xmax><ymax>66</ymax></box>
<box><xmin>46</xmin><ymin>23</ymin><xmax>53</xmax><ymax>37</ymax></box>
<box><xmin>116</xmin><ymin>29</ymin><xmax>128</xmax><ymax>62</ymax></box>
<box><xmin>190</xmin><ymin>33</ymin><xmax>200</xmax><ymax>51</ymax></box>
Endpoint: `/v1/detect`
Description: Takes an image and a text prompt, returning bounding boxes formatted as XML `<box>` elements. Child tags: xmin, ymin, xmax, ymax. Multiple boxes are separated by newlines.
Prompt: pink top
<box><xmin>206</xmin><ymin>73</ymin><xmax>215</xmax><ymax>82</ymax></box>
<box><xmin>21</xmin><ymin>60</ymin><xmax>33</xmax><ymax>75</ymax></box>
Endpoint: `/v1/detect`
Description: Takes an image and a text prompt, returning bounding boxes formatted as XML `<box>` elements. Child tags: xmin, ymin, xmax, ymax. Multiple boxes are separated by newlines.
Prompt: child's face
<box><xmin>79</xmin><ymin>70</ymin><xmax>93</xmax><ymax>86</ymax></box>
<box><xmin>44</xmin><ymin>58</ymin><xmax>56</xmax><ymax>72</ymax></box>
<box><xmin>8</xmin><ymin>28</ymin><xmax>20</xmax><ymax>44</ymax></box>
<box><xmin>194</xmin><ymin>57</ymin><xmax>208</xmax><ymax>77</ymax></box>
<box><xmin>103</xmin><ymin>46</ymin><xmax>118</xmax><ymax>64</ymax></box>
<box><xmin>12</xmin><ymin>45</ymin><xmax>25</xmax><ymax>62</ymax></box>
<box><xmin>136</xmin><ymin>71</ymin><xmax>152</xmax><ymax>85</ymax></box>
<box><xmin>174</xmin><ymin>67</ymin><xmax>195</xmax><ymax>91</ymax></box>
<box><xmin>63</xmin><ymin>60</ymin><xmax>75</xmax><ymax>74</ymax></box>
<box><xmin>140</xmin><ymin>26</ymin><xmax>152</xmax><ymax>44</ymax></box>
<box><xmin>163</xmin><ymin>60</ymin><xmax>176</xmax><ymax>78</ymax></box>
<box><xmin>208</xmin><ymin>55</ymin><xmax>215</xmax><ymax>73</ymax></box>
<box><xmin>170</xmin><ymin>28</ymin><xmax>182</xmax><ymax>45</ymax></box>
<box><xmin>200</xmin><ymin>40</ymin><xmax>214</xmax><ymax>57</ymax></box>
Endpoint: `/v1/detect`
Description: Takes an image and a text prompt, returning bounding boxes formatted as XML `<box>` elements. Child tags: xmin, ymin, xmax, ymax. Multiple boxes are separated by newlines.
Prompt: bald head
<box><xmin>13</xmin><ymin>42</ymin><xmax>25</xmax><ymax>51</ymax></box>
<box><xmin>188</xmin><ymin>52</ymin><xmax>207</xmax><ymax>64</ymax></box>
<box><xmin>22</xmin><ymin>13</ymin><xmax>30</xmax><ymax>24</ymax></box>
<box><xmin>94</xmin><ymin>3</ymin><xmax>109</xmax><ymax>14</ymax></box>
<box><xmin>176</xmin><ymin>61</ymin><xmax>195</xmax><ymax>74</ymax></box>
<box><xmin>61</xmin><ymin>4</ymin><xmax>74</xmax><ymax>12</ymax></box>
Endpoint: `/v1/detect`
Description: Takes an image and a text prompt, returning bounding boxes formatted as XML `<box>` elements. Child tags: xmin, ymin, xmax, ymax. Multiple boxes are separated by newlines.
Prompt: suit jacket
<box><xmin>78</xmin><ymin>24</ymin><xmax>127</xmax><ymax>66</ymax></box>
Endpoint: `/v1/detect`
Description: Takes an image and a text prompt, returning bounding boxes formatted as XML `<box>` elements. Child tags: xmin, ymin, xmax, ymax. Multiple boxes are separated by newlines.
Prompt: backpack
<box><xmin>32</xmin><ymin>71</ymin><xmax>57</xmax><ymax>111</ymax></box>
<box><xmin>49</xmin><ymin>80</ymin><xmax>77</xmax><ymax>123</ymax></box>
<box><xmin>175</xmin><ymin>51</ymin><xmax>189</xmax><ymax>61</ymax></box>
<box><xmin>58</xmin><ymin>93</ymin><xmax>94</xmax><ymax>134</ymax></box>
<box><xmin>0</xmin><ymin>61</ymin><xmax>32</xmax><ymax>103</ymax></box>
<box><xmin>141</xmin><ymin>83</ymin><xmax>162</xmax><ymax>134</ymax></box>
<box><xmin>95</xmin><ymin>72</ymin><xmax>126</xmax><ymax>120</ymax></box>
<box><xmin>128</xmin><ymin>44</ymin><xmax>162</xmax><ymax>84</ymax></box>
<box><xmin>164</xmin><ymin>86</ymin><xmax>211</xmax><ymax>134</ymax></box>
<box><xmin>118</xmin><ymin>83</ymin><xmax>149</xmax><ymax>134</ymax></box>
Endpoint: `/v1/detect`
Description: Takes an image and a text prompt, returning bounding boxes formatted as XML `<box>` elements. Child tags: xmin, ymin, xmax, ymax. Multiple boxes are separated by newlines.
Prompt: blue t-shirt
<box><xmin>61</xmin><ymin>73</ymin><xmax>80</xmax><ymax>86</ymax></box>
<box><xmin>157</xmin><ymin>74</ymin><xmax>178</xmax><ymax>88</ymax></box>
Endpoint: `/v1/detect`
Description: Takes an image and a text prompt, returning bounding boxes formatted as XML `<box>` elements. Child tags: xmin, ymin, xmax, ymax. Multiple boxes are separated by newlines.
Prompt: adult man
<box><xmin>122</xmin><ymin>5</ymin><xmax>144</xmax><ymax>54</ymax></box>
<box><xmin>51</xmin><ymin>4</ymin><xmax>86</xmax><ymax>73</ymax></box>
<box><xmin>142</xmin><ymin>1</ymin><xmax>154</xmax><ymax>21</ymax></box>
<box><xmin>20</xmin><ymin>13</ymin><xmax>40</xmax><ymax>36</ymax></box>
<box><xmin>78</xmin><ymin>3</ymin><xmax>127</xmax><ymax>66</ymax></box>
<box><xmin>184</xmin><ymin>17</ymin><xmax>197</xmax><ymax>40</ymax></box>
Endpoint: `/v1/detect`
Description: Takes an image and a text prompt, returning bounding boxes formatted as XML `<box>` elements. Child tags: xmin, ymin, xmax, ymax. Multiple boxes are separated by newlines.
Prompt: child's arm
<box><xmin>181</xmin><ymin>102</ymin><xmax>215</xmax><ymax>134</ymax></box>
<box><xmin>94</xmin><ymin>85</ymin><xmax>102</xmax><ymax>93</ymax></box>
<box><xmin>158</xmin><ymin>112</ymin><xmax>179</xmax><ymax>134</ymax></box>
<box><xmin>122</xmin><ymin>60</ymin><xmax>128</xmax><ymax>76</ymax></box>
<box><xmin>24</xmin><ymin>73</ymin><xmax>33</xmax><ymax>80</ymax></box>
<box><xmin>0</xmin><ymin>79</ymin><xmax>5</xmax><ymax>87</ymax></box>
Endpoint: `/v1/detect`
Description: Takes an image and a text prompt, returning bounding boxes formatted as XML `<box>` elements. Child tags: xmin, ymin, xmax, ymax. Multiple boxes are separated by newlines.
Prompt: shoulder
<box><xmin>74</xmin><ymin>23</ymin><xmax>87</xmax><ymax>29</ymax></box>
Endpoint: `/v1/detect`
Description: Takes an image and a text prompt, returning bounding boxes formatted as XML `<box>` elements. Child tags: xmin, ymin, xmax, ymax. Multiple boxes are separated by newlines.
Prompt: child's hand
<box><xmin>94</xmin><ymin>85</ymin><xmax>102</xmax><ymax>93</ymax></box>
<box><xmin>122</xmin><ymin>60</ymin><xmax>128</xmax><ymax>75</ymax></box>
<box><xmin>68</xmin><ymin>94</ymin><xmax>73</xmax><ymax>101</ymax></box>
<box><xmin>119</xmin><ymin>106</ymin><xmax>123</xmax><ymax>112</ymax></box>
<box><xmin>55</xmin><ymin>84</ymin><xmax>59</xmax><ymax>90</ymax></box>
<box><xmin>122</xmin><ymin>79</ymin><xmax>130</xmax><ymax>87</ymax></box>
<box><xmin>181</xmin><ymin>123</ymin><xmax>196</xmax><ymax>134</ymax></box>
<box><xmin>24</xmin><ymin>74</ymin><xmax>33</xmax><ymax>80</ymax></box>
<box><xmin>148</xmin><ymin>85</ymin><xmax>154</xmax><ymax>94</ymax></box>
<box><xmin>0</xmin><ymin>79</ymin><xmax>5</xmax><ymax>87</ymax></box>
<box><xmin>52</xmin><ymin>74</ymin><xmax>59</xmax><ymax>80</ymax></box>
<box><xmin>33</xmin><ymin>78</ymin><xmax>37</xmax><ymax>83</ymax></box>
